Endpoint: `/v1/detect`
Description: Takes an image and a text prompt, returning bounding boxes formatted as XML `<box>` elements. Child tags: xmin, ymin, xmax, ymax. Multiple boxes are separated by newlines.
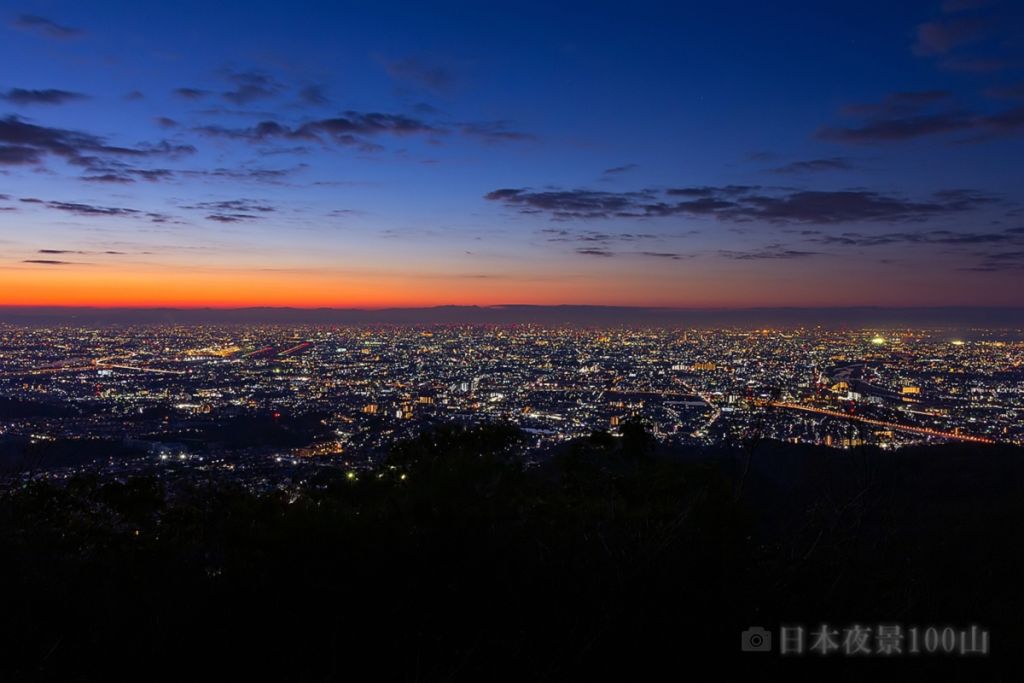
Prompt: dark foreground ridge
<box><xmin>1</xmin><ymin>424</ymin><xmax>1022</xmax><ymax>681</ymax></box>
<box><xmin>4</xmin><ymin>305</ymin><xmax>1024</xmax><ymax>327</ymax></box>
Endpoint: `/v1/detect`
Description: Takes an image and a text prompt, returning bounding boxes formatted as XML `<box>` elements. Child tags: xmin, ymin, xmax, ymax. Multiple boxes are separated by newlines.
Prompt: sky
<box><xmin>1</xmin><ymin>0</ymin><xmax>1023</xmax><ymax>309</ymax></box>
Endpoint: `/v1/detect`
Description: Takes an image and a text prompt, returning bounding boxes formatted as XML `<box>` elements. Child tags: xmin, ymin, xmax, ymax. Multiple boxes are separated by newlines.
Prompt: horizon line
<box><xmin>4</xmin><ymin>304</ymin><xmax>1024</xmax><ymax>312</ymax></box>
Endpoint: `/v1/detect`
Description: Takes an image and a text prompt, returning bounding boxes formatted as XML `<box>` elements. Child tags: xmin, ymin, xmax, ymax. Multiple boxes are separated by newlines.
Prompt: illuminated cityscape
<box><xmin>2</xmin><ymin>0</ymin><xmax>1024</xmax><ymax>679</ymax></box>
<box><xmin>3</xmin><ymin>323</ymin><xmax>1020</xmax><ymax>487</ymax></box>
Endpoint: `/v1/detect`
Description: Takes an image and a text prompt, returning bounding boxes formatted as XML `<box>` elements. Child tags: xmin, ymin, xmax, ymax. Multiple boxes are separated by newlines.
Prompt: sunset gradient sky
<box><xmin>2</xmin><ymin>0</ymin><xmax>1024</xmax><ymax>308</ymax></box>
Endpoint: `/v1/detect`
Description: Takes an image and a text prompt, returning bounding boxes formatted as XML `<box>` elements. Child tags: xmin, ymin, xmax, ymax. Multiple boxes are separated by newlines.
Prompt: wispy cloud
<box><xmin>195</xmin><ymin>112</ymin><xmax>441</xmax><ymax>151</ymax></box>
<box><xmin>487</xmin><ymin>185</ymin><xmax>997</xmax><ymax>224</ymax></box>
<box><xmin>221</xmin><ymin>70</ymin><xmax>282</xmax><ymax>105</ymax></box>
<box><xmin>384</xmin><ymin>57</ymin><xmax>457</xmax><ymax>93</ymax></box>
<box><xmin>10</xmin><ymin>14</ymin><xmax>82</xmax><ymax>40</ymax></box>
<box><xmin>575</xmin><ymin>247</ymin><xmax>615</xmax><ymax>257</ymax></box>
<box><xmin>769</xmin><ymin>157</ymin><xmax>857</xmax><ymax>174</ymax></box>
<box><xmin>1</xmin><ymin>89</ymin><xmax>88</xmax><ymax>105</ymax></box>
<box><xmin>812</xmin><ymin>226</ymin><xmax>1024</xmax><ymax>247</ymax></box>
<box><xmin>818</xmin><ymin>98</ymin><xmax>1024</xmax><ymax>143</ymax></box>
<box><xmin>602</xmin><ymin>164</ymin><xmax>638</xmax><ymax>176</ymax></box>
<box><xmin>0</xmin><ymin>116</ymin><xmax>195</xmax><ymax>172</ymax></box>
<box><xmin>173</xmin><ymin>87</ymin><xmax>209</xmax><ymax>100</ymax></box>
<box><xmin>914</xmin><ymin>17</ymin><xmax>987</xmax><ymax>56</ymax></box>
<box><xmin>298</xmin><ymin>85</ymin><xmax>329</xmax><ymax>106</ymax></box>
<box><xmin>18</xmin><ymin>197</ymin><xmax>175</xmax><ymax>223</ymax></box>
<box><xmin>841</xmin><ymin>91</ymin><xmax>951</xmax><ymax>118</ymax></box>
<box><xmin>719</xmin><ymin>247</ymin><xmax>820</xmax><ymax>260</ymax></box>
<box><xmin>459</xmin><ymin>121</ymin><xmax>535</xmax><ymax>143</ymax></box>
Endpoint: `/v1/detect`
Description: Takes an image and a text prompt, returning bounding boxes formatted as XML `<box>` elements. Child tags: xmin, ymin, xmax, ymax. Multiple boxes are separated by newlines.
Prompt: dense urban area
<box><xmin>2</xmin><ymin>324</ymin><xmax>1022</xmax><ymax>681</ymax></box>
<box><xmin>1</xmin><ymin>324</ymin><xmax>1021</xmax><ymax>486</ymax></box>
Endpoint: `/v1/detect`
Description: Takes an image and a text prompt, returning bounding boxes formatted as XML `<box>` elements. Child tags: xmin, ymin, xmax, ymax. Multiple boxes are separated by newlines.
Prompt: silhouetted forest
<box><xmin>1</xmin><ymin>423</ymin><xmax>1022</xmax><ymax>681</ymax></box>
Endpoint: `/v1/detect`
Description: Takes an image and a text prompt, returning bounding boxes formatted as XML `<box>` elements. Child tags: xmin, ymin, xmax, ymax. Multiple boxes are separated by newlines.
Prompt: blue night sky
<box><xmin>2</xmin><ymin>0</ymin><xmax>1023</xmax><ymax>307</ymax></box>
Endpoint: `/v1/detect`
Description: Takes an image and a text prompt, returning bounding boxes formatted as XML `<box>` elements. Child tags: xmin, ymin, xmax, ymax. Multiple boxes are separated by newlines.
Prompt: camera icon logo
<box><xmin>741</xmin><ymin>626</ymin><xmax>772</xmax><ymax>652</ymax></box>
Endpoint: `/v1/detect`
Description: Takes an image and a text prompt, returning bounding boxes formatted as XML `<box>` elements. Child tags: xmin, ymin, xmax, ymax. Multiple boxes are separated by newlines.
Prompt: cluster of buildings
<box><xmin>1</xmin><ymin>324</ymin><xmax>1021</xmax><ymax>485</ymax></box>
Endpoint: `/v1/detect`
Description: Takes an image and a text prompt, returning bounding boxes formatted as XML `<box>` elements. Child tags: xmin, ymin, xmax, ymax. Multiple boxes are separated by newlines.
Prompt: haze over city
<box><xmin>2</xmin><ymin>0</ymin><xmax>1023</xmax><ymax>310</ymax></box>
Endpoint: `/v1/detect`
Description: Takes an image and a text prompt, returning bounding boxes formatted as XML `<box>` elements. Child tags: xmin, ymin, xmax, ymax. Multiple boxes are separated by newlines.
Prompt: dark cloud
<box><xmin>10</xmin><ymin>15</ymin><xmax>82</xmax><ymax>39</ymax></box>
<box><xmin>638</xmin><ymin>251</ymin><xmax>683</xmax><ymax>260</ymax></box>
<box><xmin>131</xmin><ymin>168</ymin><xmax>175</xmax><ymax>182</ymax></box>
<box><xmin>820</xmin><ymin>79</ymin><xmax>1024</xmax><ymax>142</ymax></box>
<box><xmin>814</xmin><ymin>226</ymin><xmax>1024</xmax><ymax>247</ymax></box>
<box><xmin>735</xmin><ymin>189</ymin><xmax>996</xmax><ymax>224</ymax></box>
<box><xmin>33</xmin><ymin>248</ymin><xmax>131</xmax><ymax>257</ymax></box>
<box><xmin>82</xmin><ymin>173</ymin><xmax>134</xmax><ymax>183</ymax></box>
<box><xmin>942</xmin><ymin>0</ymin><xmax>992</xmax><ymax>11</ymax></box>
<box><xmin>195</xmin><ymin>111</ymin><xmax>531</xmax><ymax>151</ymax></box>
<box><xmin>575</xmin><ymin>248</ymin><xmax>615</xmax><ymax>258</ymax></box>
<box><xmin>913</xmin><ymin>17</ymin><xmax>987</xmax><ymax>56</ymax></box>
<box><xmin>769</xmin><ymin>157</ymin><xmax>856</xmax><ymax>174</ymax></box>
<box><xmin>941</xmin><ymin>56</ymin><xmax>1013</xmax><ymax>72</ymax></box>
<box><xmin>222</xmin><ymin>71</ymin><xmax>282</xmax><ymax>105</ymax></box>
<box><xmin>1</xmin><ymin>88</ymin><xmax>88</xmax><ymax>105</ymax></box>
<box><xmin>186</xmin><ymin>199</ymin><xmax>275</xmax><ymax>213</ymax></box>
<box><xmin>0</xmin><ymin>116</ymin><xmax>195</xmax><ymax>171</ymax></box>
<box><xmin>196</xmin><ymin>112</ymin><xmax>440</xmax><ymax>150</ymax></box>
<box><xmin>487</xmin><ymin>185</ymin><xmax>996</xmax><ymax>225</ymax></box>
<box><xmin>916</xmin><ymin>0</ymin><xmax>1022</xmax><ymax>74</ymax></box>
<box><xmin>665</xmin><ymin>185</ymin><xmax>759</xmax><ymax>197</ymax></box>
<box><xmin>103</xmin><ymin>166</ymin><xmax>296</xmax><ymax>186</ymax></box>
<box><xmin>719</xmin><ymin>247</ymin><xmax>820</xmax><ymax>260</ymax></box>
<box><xmin>818</xmin><ymin>112</ymin><xmax>974</xmax><ymax>143</ymax></box>
<box><xmin>22</xmin><ymin>259</ymin><xmax>74</xmax><ymax>265</ymax></box>
<box><xmin>459</xmin><ymin>121</ymin><xmax>535</xmax><ymax>143</ymax></box>
<box><xmin>20</xmin><ymin>198</ymin><xmax>174</xmax><ymax>223</ymax></box>
<box><xmin>818</xmin><ymin>103</ymin><xmax>1024</xmax><ymax>143</ymax></box>
<box><xmin>124</xmin><ymin>90</ymin><xmax>145</xmax><ymax>101</ymax></box>
<box><xmin>155</xmin><ymin>117</ymin><xmax>178</xmax><ymax>128</ymax></box>
<box><xmin>205</xmin><ymin>214</ymin><xmax>260</xmax><ymax>223</ymax></box>
<box><xmin>301</xmin><ymin>113</ymin><xmax>440</xmax><ymax>138</ymax></box>
<box><xmin>985</xmin><ymin>82</ymin><xmax>1024</xmax><ymax>100</ymax></box>
<box><xmin>540</xmin><ymin>228</ymin><xmax>657</xmax><ymax>243</ymax></box>
<box><xmin>194</xmin><ymin>120</ymin><xmax>294</xmax><ymax>142</ymax></box>
<box><xmin>983</xmin><ymin>106</ymin><xmax>1024</xmax><ymax>134</ymax></box>
<box><xmin>298</xmin><ymin>85</ymin><xmax>329</xmax><ymax>106</ymax></box>
<box><xmin>487</xmin><ymin>188</ymin><xmax>653</xmax><ymax>220</ymax></box>
<box><xmin>138</xmin><ymin>140</ymin><xmax>196</xmax><ymax>156</ymax></box>
<box><xmin>841</xmin><ymin>91</ymin><xmax>951</xmax><ymax>118</ymax></box>
<box><xmin>193</xmin><ymin>167</ymin><xmax>296</xmax><ymax>183</ymax></box>
<box><xmin>43</xmin><ymin>201</ymin><xmax>138</xmax><ymax>217</ymax></box>
<box><xmin>173</xmin><ymin>88</ymin><xmax>209</xmax><ymax>100</ymax></box>
<box><xmin>963</xmin><ymin>250</ymin><xmax>1024</xmax><ymax>271</ymax></box>
<box><xmin>384</xmin><ymin>57</ymin><xmax>456</xmax><ymax>93</ymax></box>
<box><xmin>0</xmin><ymin>145</ymin><xmax>42</xmax><ymax>165</ymax></box>
<box><xmin>602</xmin><ymin>164</ymin><xmax>638</xmax><ymax>175</ymax></box>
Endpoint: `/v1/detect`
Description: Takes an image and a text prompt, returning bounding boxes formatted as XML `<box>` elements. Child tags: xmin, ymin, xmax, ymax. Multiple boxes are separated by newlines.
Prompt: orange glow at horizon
<box><xmin>4</xmin><ymin>265</ymin><xmax>698</xmax><ymax>308</ymax></box>
<box><xmin>5</xmin><ymin>259</ymin><xmax>1020</xmax><ymax>309</ymax></box>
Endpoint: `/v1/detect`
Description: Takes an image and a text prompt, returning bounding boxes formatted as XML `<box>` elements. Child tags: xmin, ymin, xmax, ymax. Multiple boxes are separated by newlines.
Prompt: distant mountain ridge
<box><xmin>2</xmin><ymin>305</ymin><xmax>1024</xmax><ymax>327</ymax></box>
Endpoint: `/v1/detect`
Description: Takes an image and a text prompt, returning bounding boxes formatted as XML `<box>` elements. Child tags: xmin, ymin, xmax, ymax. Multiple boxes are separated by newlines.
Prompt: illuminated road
<box><xmin>95</xmin><ymin>362</ymin><xmax>186</xmax><ymax>375</ymax></box>
<box><xmin>279</xmin><ymin>341</ymin><xmax>313</xmax><ymax>356</ymax></box>
<box><xmin>1</xmin><ymin>358</ymin><xmax>186</xmax><ymax>377</ymax></box>
<box><xmin>672</xmin><ymin>377</ymin><xmax>722</xmax><ymax>437</ymax></box>
<box><xmin>766</xmin><ymin>401</ymin><xmax>995</xmax><ymax>444</ymax></box>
